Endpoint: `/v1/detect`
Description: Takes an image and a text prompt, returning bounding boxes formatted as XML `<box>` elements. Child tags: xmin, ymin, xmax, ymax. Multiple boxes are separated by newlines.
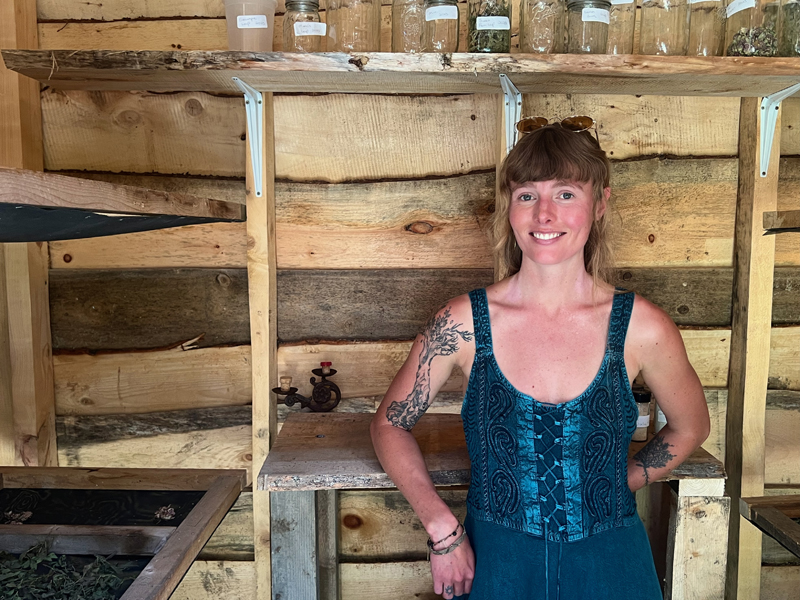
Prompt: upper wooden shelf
<box><xmin>258</xmin><ymin>412</ymin><xmax>726</xmax><ymax>492</ymax></box>
<box><xmin>3</xmin><ymin>50</ymin><xmax>800</xmax><ymax>96</ymax></box>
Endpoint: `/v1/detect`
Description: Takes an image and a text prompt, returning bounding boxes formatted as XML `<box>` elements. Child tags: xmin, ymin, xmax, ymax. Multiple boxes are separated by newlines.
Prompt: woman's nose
<box><xmin>534</xmin><ymin>198</ymin><xmax>555</xmax><ymax>222</ymax></box>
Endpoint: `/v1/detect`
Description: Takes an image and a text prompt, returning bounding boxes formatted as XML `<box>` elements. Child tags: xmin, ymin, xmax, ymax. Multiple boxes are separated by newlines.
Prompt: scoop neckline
<box><xmin>481</xmin><ymin>289</ymin><xmax>618</xmax><ymax>409</ymax></box>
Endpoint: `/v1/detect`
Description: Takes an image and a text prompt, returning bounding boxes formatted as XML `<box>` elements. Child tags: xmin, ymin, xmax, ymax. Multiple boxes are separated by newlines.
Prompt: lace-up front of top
<box><xmin>462</xmin><ymin>288</ymin><xmax>639</xmax><ymax>542</ymax></box>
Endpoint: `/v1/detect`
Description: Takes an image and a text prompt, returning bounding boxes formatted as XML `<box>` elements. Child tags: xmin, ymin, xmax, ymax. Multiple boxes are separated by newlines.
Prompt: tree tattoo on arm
<box><xmin>385</xmin><ymin>307</ymin><xmax>473</xmax><ymax>431</ymax></box>
<box><xmin>633</xmin><ymin>434</ymin><xmax>676</xmax><ymax>485</ymax></box>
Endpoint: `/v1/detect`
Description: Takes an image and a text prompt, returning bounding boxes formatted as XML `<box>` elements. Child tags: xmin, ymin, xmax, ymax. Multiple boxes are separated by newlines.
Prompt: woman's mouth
<box><xmin>531</xmin><ymin>231</ymin><xmax>565</xmax><ymax>240</ymax></box>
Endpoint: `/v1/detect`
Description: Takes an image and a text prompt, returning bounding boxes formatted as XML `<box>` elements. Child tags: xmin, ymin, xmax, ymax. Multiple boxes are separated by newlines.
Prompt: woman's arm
<box><xmin>625</xmin><ymin>297</ymin><xmax>711</xmax><ymax>492</ymax></box>
<box><xmin>370</xmin><ymin>298</ymin><xmax>475</xmax><ymax>598</ymax></box>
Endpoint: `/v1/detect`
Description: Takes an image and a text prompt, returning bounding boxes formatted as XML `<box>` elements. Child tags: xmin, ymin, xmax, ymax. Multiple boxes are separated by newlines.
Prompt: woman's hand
<box><xmin>431</xmin><ymin>535</ymin><xmax>475</xmax><ymax>599</ymax></box>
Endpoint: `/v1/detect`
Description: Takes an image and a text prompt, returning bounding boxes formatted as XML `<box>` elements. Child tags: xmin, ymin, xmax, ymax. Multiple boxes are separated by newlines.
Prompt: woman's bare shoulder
<box><xmin>627</xmin><ymin>293</ymin><xmax>685</xmax><ymax>356</ymax></box>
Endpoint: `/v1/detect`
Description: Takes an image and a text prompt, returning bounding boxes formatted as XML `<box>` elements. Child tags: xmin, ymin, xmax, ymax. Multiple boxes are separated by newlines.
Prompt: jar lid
<box><xmin>566</xmin><ymin>0</ymin><xmax>611</xmax><ymax>9</ymax></box>
<box><xmin>286</xmin><ymin>0</ymin><xmax>320</xmax><ymax>9</ymax></box>
<box><xmin>424</xmin><ymin>0</ymin><xmax>458</xmax><ymax>5</ymax></box>
<box><xmin>632</xmin><ymin>389</ymin><xmax>652</xmax><ymax>404</ymax></box>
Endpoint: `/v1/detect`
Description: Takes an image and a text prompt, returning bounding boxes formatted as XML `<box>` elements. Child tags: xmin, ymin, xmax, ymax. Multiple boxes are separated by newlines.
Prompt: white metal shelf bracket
<box><xmin>233</xmin><ymin>77</ymin><xmax>263</xmax><ymax>197</ymax></box>
<box><xmin>500</xmin><ymin>74</ymin><xmax>522</xmax><ymax>155</ymax></box>
<box><xmin>759</xmin><ymin>82</ymin><xmax>800</xmax><ymax>178</ymax></box>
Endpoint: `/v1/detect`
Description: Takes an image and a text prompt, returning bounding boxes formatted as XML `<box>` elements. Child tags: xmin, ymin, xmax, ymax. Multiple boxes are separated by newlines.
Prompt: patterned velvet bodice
<box><xmin>462</xmin><ymin>288</ymin><xmax>639</xmax><ymax>542</ymax></box>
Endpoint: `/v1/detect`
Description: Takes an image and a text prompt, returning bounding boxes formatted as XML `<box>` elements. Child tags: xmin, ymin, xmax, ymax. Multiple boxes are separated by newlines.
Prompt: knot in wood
<box><xmin>342</xmin><ymin>514</ymin><xmax>363</xmax><ymax>529</ymax></box>
<box><xmin>185</xmin><ymin>98</ymin><xmax>204</xmax><ymax>116</ymax></box>
<box><xmin>116</xmin><ymin>109</ymin><xmax>142</xmax><ymax>128</ymax></box>
<box><xmin>216</xmin><ymin>273</ymin><xmax>232</xmax><ymax>287</ymax></box>
<box><xmin>647</xmin><ymin>234</ymin><xmax>656</xmax><ymax>243</ymax></box>
<box><xmin>622</xmin><ymin>271</ymin><xmax>632</xmax><ymax>281</ymax></box>
<box><xmin>405</xmin><ymin>221</ymin><xmax>434</xmax><ymax>235</ymax></box>
<box><xmin>677</xmin><ymin>305</ymin><xmax>690</xmax><ymax>315</ymax></box>
<box><xmin>348</xmin><ymin>55</ymin><xmax>369</xmax><ymax>71</ymax></box>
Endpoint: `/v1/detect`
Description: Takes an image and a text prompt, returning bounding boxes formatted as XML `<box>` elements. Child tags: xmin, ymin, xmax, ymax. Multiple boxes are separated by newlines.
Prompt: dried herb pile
<box><xmin>727</xmin><ymin>26</ymin><xmax>777</xmax><ymax>56</ymax></box>
<box><xmin>468</xmin><ymin>0</ymin><xmax>511</xmax><ymax>52</ymax></box>
<box><xmin>0</xmin><ymin>543</ymin><xmax>139</xmax><ymax>600</ymax></box>
<box><xmin>780</xmin><ymin>1</ymin><xmax>800</xmax><ymax>56</ymax></box>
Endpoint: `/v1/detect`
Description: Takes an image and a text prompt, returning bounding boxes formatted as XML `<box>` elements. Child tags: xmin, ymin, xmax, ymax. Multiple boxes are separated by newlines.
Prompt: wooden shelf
<box><xmin>3</xmin><ymin>50</ymin><xmax>800</xmax><ymax>95</ymax></box>
<box><xmin>258</xmin><ymin>412</ymin><xmax>726</xmax><ymax>492</ymax></box>
<box><xmin>764</xmin><ymin>210</ymin><xmax>800</xmax><ymax>234</ymax></box>
<box><xmin>0</xmin><ymin>168</ymin><xmax>245</xmax><ymax>242</ymax></box>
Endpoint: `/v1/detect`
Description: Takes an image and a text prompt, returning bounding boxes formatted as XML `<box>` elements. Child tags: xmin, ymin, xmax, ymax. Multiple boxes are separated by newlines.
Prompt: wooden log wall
<box><xmin>36</xmin><ymin>0</ymin><xmax>800</xmax><ymax>597</ymax></box>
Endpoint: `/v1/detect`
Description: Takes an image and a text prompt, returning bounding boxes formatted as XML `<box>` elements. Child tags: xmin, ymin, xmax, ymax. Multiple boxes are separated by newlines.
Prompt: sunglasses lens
<box><xmin>560</xmin><ymin>116</ymin><xmax>595</xmax><ymax>132</ymax></box>
<box><xmin>516</xmin><ymin>116</ymin><xmax>549</xmax><ymax>134</ymax></box>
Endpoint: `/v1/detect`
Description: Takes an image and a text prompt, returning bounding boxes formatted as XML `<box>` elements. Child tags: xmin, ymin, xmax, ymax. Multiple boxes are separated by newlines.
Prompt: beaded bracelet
<box><xmin>426</xmin><ymin>523</ymin><xmax>466</xmax><ymax>560</ymax></box>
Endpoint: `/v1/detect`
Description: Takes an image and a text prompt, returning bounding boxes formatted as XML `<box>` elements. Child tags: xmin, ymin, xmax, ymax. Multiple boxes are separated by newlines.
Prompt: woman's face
<box><xmin>508</xmin><ymin>179</ymin><xmax>608</xmax><ymax>267</ymax></box>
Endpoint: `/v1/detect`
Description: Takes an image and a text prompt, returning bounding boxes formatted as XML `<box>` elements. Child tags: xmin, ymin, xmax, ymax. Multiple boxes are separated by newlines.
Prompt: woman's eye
<box><xmin>519</xmin><ymin>193</ymin><xmax>533</xmax><ymax>202</ymax></box>
<box><xmin>559</xmin><ymin>192</ymin><xmax>575</xmax><ymax>200</ymax></box>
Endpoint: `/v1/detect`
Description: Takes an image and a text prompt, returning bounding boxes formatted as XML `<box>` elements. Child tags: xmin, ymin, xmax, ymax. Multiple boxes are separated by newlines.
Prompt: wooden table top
<box><xmin>257</xmin><ymin>412</ymin><xmax>726</xmax><ymax>492</ymax></box>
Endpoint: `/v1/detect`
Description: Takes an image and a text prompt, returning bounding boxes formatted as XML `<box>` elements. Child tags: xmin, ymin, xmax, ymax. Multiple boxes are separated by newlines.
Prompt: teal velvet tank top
<box><xmin>462</xmin><ymin>288</ymin><xmax>640</xmax><ymax>542</ymax></box>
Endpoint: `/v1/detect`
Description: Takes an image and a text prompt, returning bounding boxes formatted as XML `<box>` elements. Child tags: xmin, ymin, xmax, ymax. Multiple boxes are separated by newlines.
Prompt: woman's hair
<box><xmin>491</xmin><ymin>124</ymin><xmax>614</xmax><ymax>286</ymax></box>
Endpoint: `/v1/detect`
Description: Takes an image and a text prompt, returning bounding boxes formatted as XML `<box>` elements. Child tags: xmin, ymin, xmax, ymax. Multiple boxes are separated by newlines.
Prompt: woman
<box><xmin>370</xmin><ymin>122</ymin><xmax>710</xmax><ymax>600</ymax></box>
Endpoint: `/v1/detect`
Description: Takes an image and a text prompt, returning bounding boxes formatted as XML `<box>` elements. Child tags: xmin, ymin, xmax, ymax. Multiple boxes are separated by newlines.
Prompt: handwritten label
<box><xmin>610</xmin><ymin>0</ymin><xmax>634</xmax><ymax>4</ymax></box>
<box><xmin>726</xmin><ymin>0</ymin><xmax>755</xmax><ymax>17</ymax></box>
<box><xmin>636</xmin><ymin>415</ymin><xmax>650</xmax><ymax>428</ymax></box>
<box><xmin>426</xmin><ymin>5</ymin><xmax>459</xmax><ymax>20</ymax></box>
<box><xmin>582</xmin><ymin>7</ymin><xmax>610</xmax><ymax>23</ymax></box>
<box><xmin>294</xmin><ymin>22</ymin><xmax>326</xmax><ymax>36</ymax></box>
<box><xmin>476</xmin><ymin>16</ymin><xmax>510</xmax><ymax>30</ymax></box>
<box><xmin>237</xmin><ymin>14</ymin><xmax>268</xmax><ymax>28</ymax></box>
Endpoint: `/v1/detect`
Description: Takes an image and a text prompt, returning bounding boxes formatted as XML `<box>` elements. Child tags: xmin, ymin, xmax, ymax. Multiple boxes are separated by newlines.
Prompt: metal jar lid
<box><xmin>424</xmin><ymin>0</ymin><xmax>459</xmax><ymax>5</ymax></box>
<box><xmin>566</xmin><ymin>0</ymin><xmax>611</xmax><ymax>10</ymax></box>
<box><xmin>285</xmin><ymin>0</ymin><xmax>320</xmax><ymax>11</ymax></box>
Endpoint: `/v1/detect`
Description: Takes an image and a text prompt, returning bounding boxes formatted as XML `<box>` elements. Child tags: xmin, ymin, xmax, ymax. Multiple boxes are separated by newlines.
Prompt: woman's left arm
<box><xmin>625</xmin><ymin>297</ymin><xmax>711</xmax><ymax>492</ymax></box>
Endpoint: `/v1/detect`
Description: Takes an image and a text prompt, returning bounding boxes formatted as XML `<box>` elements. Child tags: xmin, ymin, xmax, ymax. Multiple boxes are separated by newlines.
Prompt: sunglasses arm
<box><xmin>499</xmin><ymin>74</ymin><xmax>522</xmax><ymax>156</ymax></box>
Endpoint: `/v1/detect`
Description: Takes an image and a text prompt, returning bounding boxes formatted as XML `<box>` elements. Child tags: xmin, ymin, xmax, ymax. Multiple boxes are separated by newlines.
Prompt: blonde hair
<box><xmin>491</xmin><ymin>125</ymin><xmax>614</xmax><ymax>286</ymax></box>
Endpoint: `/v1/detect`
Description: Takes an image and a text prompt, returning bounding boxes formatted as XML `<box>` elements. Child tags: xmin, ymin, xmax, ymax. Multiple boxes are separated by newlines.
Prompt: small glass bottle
<box><xmin>725</xmin><ymin>0</ymin><xmax>780</xmax><ymax>55</ymax></box>
<box><xmin>423</xmin><ymin>0</ymin><xmax>461</xmax><ymax>51</ymax></box>
<box><xmin>519</xmin><ymin>0</ymin><xmax>567</xmax><ymax>53</ymax></box>
<box><xmin>632</xmin><ymin>389</ymin><xmax>652</xmax><ymax>442</ymax></box>
<box><xmin>468</xmin><ymin>0</ymin><xmax>512</xmax><ymax>52</ymax></box>
<box><xmin>283</xmin><ymin>0</ymin><xmax>326</xmax><ymax>52</ymax></box>
<box><xmin>687</xmin><ymin>0</ymin><xmax>726</xmax><ymax>55</ymax></box>
<box><xmin>639</xmin><ymin>0</ymin><xmax>690</xmax><ymax>54</ymax></box>
<box><xmin>779</xmin><ymin>0</ymin><xmax>800</xmax><ymax>55</ymax></box>
<box><xmin>326</xmin><ymin>0</ymin><xmax>382</xmax><ymax>52</ymax></box>
<box><xmin>393</xmin><ymin>0</ymin><xmax>426</xmax><ymax>52</ymax></box>
<box><xmin>566</xmin><ymin>0</ymin><xmax>611</xmax><ymax>53</ymax></box>
<box><xmin>607</xmin><ymin>0</ymin><xmax>637</xmax><ymax>53</ymax></box>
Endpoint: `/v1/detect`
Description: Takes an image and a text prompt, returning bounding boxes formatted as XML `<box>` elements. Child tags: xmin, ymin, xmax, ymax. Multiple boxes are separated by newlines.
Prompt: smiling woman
<box><xmin>370</xmin><ymin>123</ymin><xmax>710</xmax><ymax>600</ymax></box>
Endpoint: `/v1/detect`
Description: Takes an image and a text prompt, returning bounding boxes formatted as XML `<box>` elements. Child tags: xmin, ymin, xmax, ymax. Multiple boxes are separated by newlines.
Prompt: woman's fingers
<box><xmin>442</xmin><ymin>583</ymin><xmax>455</xmax><ymax>599</ymax></box>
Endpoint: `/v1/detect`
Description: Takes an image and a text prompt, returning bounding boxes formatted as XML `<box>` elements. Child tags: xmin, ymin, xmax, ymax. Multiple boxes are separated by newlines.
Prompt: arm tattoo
<box><xmin>386</xmin><ymin>307</ymin><xmax>473</xmax><ymax>431</ymax></box>
<box><xmin>633</xmin><ymin>434</ymin><xmax>676</xmax><ymax>485</ymax></box>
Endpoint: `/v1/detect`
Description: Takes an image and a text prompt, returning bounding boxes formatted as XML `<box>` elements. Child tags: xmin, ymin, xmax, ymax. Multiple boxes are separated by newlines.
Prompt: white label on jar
<box><xmin>636</xmin><ymin>415</ymin><xmax>650</xmax><ymax>428</ymax></box>
<box><xmin>476</xmin><ymin>16</ymin><xmax>510</xmax><ymax>30</ymax></box>
<box><xmin>688</xmin><ymin>0</ymin><xmax>714</xmax><ymax>3</ymax></box>
<box><xmin>726</xmin><ymin>0</ymin><xmax>755</xmax><ymax>17</ymax></box>
<box><xmin>582</xmin><ymin>7</ymin><xmax>610</xmax><ymax>23</ymax></box>
<box><xmin>610</xmin><ymin>0</ymin><xmax>634</xmax><ymax>4</ymax></box>
<box><xmin>293</xmin><ymin>22</ymin><xmax>326</xmax><ymax>36</ymax></box>
<box><xmin>426</xmin><ymin>5</ymin><xmax>458</xmax><ymax>20</ymax></box>
<box><xmin>237</xmin><ymin>14</ymin><xmax>268</xmax><ymax>28</ymax></box>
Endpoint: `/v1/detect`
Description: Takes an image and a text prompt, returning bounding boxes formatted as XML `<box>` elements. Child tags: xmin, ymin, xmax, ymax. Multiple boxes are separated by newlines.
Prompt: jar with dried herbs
<box><xmin>423</xmin><ymin>0</ymin><xmax>461</xmax><ymax>51</ymax></box>
<box><xmin>327</xmin><ymin>0</ymin><xmax>382</xmax><ymax>52</ymax></box>
<box><xmin>284</xmin><ymin>0</ymin><xmax>326</xmax><ymax>52</ymax></box>
<box><xmin>566</xmin><ymin>0</ymin><xmax>611</xmax><ymax>53</ymax></box>
<box><xmin>468</xmin><ymin>0</ymin><xmax>512</xmax><ymax>52</ymax></box>
<box><xmin>725</xmin><ymin>0</ymin><xmax>780</xmax><ymax>55</ymax></box>
<box><xmin>779</xmin><ymin>0</ymin><xmax>800</xmax><ymax>55</ymax></box>
<box><xmin>393</xmin><ymin>0</ymin><xmax>426</xmax><ymax>52</ymax></box>
<box><xmin>607</xmin><ymin>0</ymin><xmax>636</xmax><ymax>53</ymax></box>
<box><xmin>639</xmin><ymin>0</ymin><xmax>690</xmax><ymax>54</ymax></box>
<box><xmin>687</xmin><ymin>0</ymin><xmax>726</xmax><ymax>55</ymax></box>
<box><xmin>519</xmin><ymin>0</ymin><xmax>567</xmax><ymax>53</ymax></box>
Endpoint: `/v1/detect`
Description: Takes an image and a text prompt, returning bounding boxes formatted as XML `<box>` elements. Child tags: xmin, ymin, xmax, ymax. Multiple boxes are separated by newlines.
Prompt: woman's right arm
<box><xmin>370</xmin><ymin>298</ymin><xmax>475</xmax><ymax>598</ymax></box>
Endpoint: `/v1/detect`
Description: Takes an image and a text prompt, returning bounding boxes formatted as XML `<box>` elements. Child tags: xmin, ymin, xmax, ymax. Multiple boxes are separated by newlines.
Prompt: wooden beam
<box><xmin>120</xmin><ymin>473</ymin><xmax>245</xmax><ymax>600</ymax></box>
<box><xmin>271</xmin><ymin>491</ymin><xmax>318</xmax><ymax>600</ymax></box>
<box><xmin>0</xmin><ymin>246</ymin><xmax>14</xmax><ymax>464</ymax></box>
<box><xmin>316</xmin><ymin>489</ymin><xmax>339</xmax><ymax>600</ymax></box>
<box><xmin>725</xmin><ymin>97</ymin><xmax>780</xmax><ymax>600</ymax></box>
<box><xmin>0</xmin><ymin>466</ymin><xmax>243</xmax><ymax>490</ymax></box>
<box><xmin>741</xmin><ymin>503</ymin><xmax>800</xmax><ymax>560</ymax></box>
<box><xmin>0</xmin><ymin>167</ymin><xmax>245</xmax><ymax>220</ymax></box>
<box><xmin>764</xmin><ymin>210</ymin><xmax>800</xmax><ymax>234</ymax></box>
<box><xmin>0</xmin><ymin>524</ymin><xmax>174</xmax><ymax>555</ymax></box>
<box><xmin>246</xmin><ymin>92</ymin><xmax>277</xmax><ymax>600</ymax></box>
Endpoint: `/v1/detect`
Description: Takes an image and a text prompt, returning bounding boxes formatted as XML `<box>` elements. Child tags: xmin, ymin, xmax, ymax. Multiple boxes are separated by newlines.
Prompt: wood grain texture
<box><xmin>270</xmin><ymin>491</ymin><xmax>317</xmax><ymax>600</ymax></box>
<box><xmin>0</xmin><ymin>247</ymin><xmax>15</xmax><ymax>465</ymax></box>
<box><xmin>764</xmin><ymin>210</ymin><xmax>800</xmax><ymax>234</ymax></box>
<box><xmin>744</xmin><ymin>505</ymin><xmax>800</xmax><ymax>560</ymax></box>
<box><xmin>199</xmin><ymin>490</ymin><xmax>254</xmax><ymax>561</ymax></box>
<box><xmin>0</xmin><ymin>466</ymin><xmax>240</xmax><ymax>490</ymax></box>
<box><xmin>760</xmin><ymin>565</ymin><xmax>800</xmax><ymax>600</ymax></box>
<box><xmin>0</xmin><ymin>524</ymin><xmax>174</xmax><ymax>555</ymax></box>
<box><xmin>339</xmin><ymin>562</ymin><xmax>437</xmax><ymax>600</ymax></box>
<box><xmin>171</xmin><ymin>560</ymin><xmax>256</xmax><ymax>600</ymax></box>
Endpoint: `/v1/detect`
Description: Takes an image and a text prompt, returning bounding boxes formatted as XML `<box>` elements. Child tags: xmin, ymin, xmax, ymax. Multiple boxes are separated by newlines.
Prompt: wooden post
<box><xmin>725</xmin><ymin>97</ymin><xmax>780</xmax><ymax>600</ymax></box>
<box><xmin>1</xmin><ymin>0</ymin><xmax>54</xmax><ymax>468</ymax></box>
<box><xmin>316</xmin><ymin>489</ymin><xmax>339</xmax><ymax>600</ymax></box>
<box><xmin>271</xmin><ymin>491</ymin><xmax>318</xmax><ymax>599</ymax></box>
<box><xmin>245</xmin><ymin>92</ymin><xmax>278</xmax><ymax>600</ymax></box>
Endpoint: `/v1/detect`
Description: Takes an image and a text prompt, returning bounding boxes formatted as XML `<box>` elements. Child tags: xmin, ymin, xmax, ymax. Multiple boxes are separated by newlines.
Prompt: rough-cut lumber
<box><xmin>7</xmin><ymin>50</ymin><xmax>800</xmax><ymax>97</ymax></box>
<box><xmin>726</xmin><ymin>96</ymin><xmax>779</xmax><ymax>600</ymax></box>
<box><xmin>271</xmin><ymin>490</ymin><xmax>317</xmax><ymax>600</ymax></box>
<box><xmin>760</xmin><ymin>566</ymin><xmax>800</xmax><ymax>600</ymax></box>
<box><xmin>0</xmin><ymin>466</ymin><xmax>242</xmax><ymax>490</ymax></box>
<box><xmin>0</xmin><ymin>247</ymin><xmax>15</xmax><ymax>464</ymax></box>
<box><xmin>0</xmin><ymin>167</ymin><xmax>244</xmax><ymax>219</ymax></box>
<box><xmin>340</xmin><ymin>561</ymin><xmax>437</xmax><ymax>600</ymax></box>
<box><xmin>0</xmin><ymin>524</ymin><xmax>174</xmax><ymax>555</ymax></box>
<box><xmin>740</xmin><ymin>501</ymin><xmax>800</xmax><ymax>560</ymax></box>
<box><xmin>764</xmin><ymin>210</ymin><xmax>800</xmax><ymax>234</ymax></box>
<box><xmin>316</xmin><ymin>489</ymin><xmax>338</xmax><ymax>600</ymax></box>
<box><xmin>171</xmin><ymin>560</ymin><xmax>256</xmax><ymax>600</ymax></box>
<box><xmin>199</xmin><ymin>491</ymin><xmax>254</xmax><ymax>561</ymax></box>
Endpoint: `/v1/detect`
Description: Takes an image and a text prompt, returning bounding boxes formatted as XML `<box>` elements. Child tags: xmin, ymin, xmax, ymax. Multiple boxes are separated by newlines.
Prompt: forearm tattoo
<box><xmin>386</xmin><ymin>307</ymin><xmax>473</xmax><ymax>431</ymax></box>
<box><xmin>633</xmin><ymin>434</ymin><xmax>676</xmax><ymax>485</ymax></box>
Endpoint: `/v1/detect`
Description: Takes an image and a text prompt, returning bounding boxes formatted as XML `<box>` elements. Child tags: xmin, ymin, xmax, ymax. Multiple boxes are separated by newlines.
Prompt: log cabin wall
<box><xmin>34</xmin><ymin>0</ymin><xmax>800</xmax><ymax>597</ymax></box>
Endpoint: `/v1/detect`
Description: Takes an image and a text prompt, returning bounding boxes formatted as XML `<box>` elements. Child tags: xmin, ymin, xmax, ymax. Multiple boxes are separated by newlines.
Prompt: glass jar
<box><xmin>393</xmin><ymin>0</ymin><xmax>426</xmax><ymax>52</ymax></box>
<box><xmin>687</xmin><ymin>0</ymin><xmax>726</xmax><ymax>55</ymax></box>
<box><xmin>519</xmin><ymin>0</ymin><xmax>567</xmax><ymax>53</ymax></box>
<box><xmin>725</xmin><ymin>0</ymin><xmax>780</xmax><ymax>55</ymax></box>
<box><xmin>632</xmin><ymin>389</ymin><xmax>652</xmax><ymax>442</ymax></box>
<box><xmin>779</xmin><ymin>0</ymin><xmax>800</xmax><ymax>54</ymax></box>
<box><xmin>566</xmin><ymin>0</ymin><xmax>611</xmax><ymax>53</ymax></box>
<box><xmin>283</xmin><ymin>0</ymin><xmax>326</xmax><ymax>52</ymax></box>
<box><xmin>607</xmin><ymin>0</ymin><xmax>636</xmax><ymax>53</ymax></box>
<box><xmin>326</xmin><ymin>0</ymin><xmax>382</xmax><ymax>52</ymax></box>
<box><xmin>423</xmin><ymin>0</ymin><xmax>461</xmax><ymax>51</ymax></box>
<box><xmin>639</xmin><ymin>0</ymin><xmax>690</xmax><ymax>54</ymax></box>
<box><xmin>468</xmin><ymin>0</ymin><xmax>512</xmax><ymax>52</ymax></box>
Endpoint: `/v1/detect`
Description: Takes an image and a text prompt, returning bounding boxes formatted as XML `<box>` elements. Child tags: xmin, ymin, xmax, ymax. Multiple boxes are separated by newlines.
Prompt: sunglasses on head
<box><xmin>515</xmin><ymin>115</ymin><xmax>599</xmax><ymax>143</ymax></box>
